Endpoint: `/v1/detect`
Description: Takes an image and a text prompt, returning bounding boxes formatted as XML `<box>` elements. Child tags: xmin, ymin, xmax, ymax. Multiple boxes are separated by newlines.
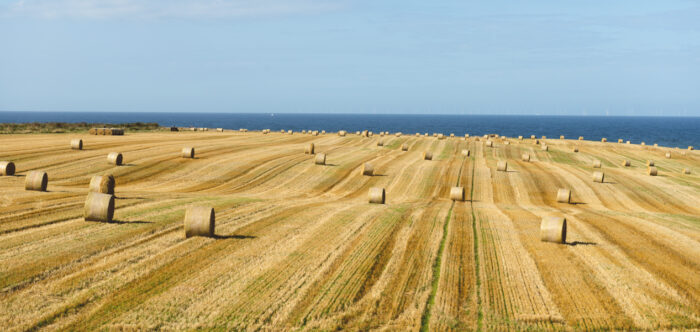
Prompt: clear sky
<box><xmin>1</xmin><ymin>0</ymin><xmax>698</xmax><ymax>116</ymax></box>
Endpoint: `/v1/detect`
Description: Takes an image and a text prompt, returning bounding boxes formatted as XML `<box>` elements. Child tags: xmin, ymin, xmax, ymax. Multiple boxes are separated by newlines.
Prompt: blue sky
<box><xmin>0</xmin><ymin>0</ymin><xmax>698</xmax><ymax>115</ymax></box>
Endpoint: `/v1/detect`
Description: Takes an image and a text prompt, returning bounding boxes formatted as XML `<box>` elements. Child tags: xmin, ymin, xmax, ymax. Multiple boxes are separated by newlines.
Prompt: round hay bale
<box><xmin>302</xmin><ymin>130</ymin><xmax>307</xmax><ymax>134</ymax></box>
<box><xmin>315</xmin><ymin>153</ymin><xmax>326</xmax><ymax>165</ymax></box>
<box><xmin>541</xmin><ymin>136</ymin><xmax>547</xmax><ymax>139</ymax></box>
<box><xmin>321</xmin><ymin>130</ymin><xmax>326</xmax><ymax>134</ymax></box>
<box><xmin>654</xmin><ymin>143</ymin><xmax>658</xmax><ymax>147</ymax></box>
<box><xmin>689</xmin><ymin>146</ymin><xmax>694</xmax><ymax>150</ymax></box>
<box><xmin>361</xmin><ymin>163</ymin><xmax>374</xmax><ymax>176</ymax></box>
<box><xmin>621</xmin><ymin>159</ymin><xmax>630</xmax><ymax>167</ymax></box>
<box><xmin>540</xmin><ymin>217</ymin><xmax>567</xmax><ymax>244</ymax></box>
<box><xmin>84</xmin><ymin>192</ymin><xmax>115</xmax><ymax>222</ymax></box>
<box><xmin>486</xmin><ymin>140</ymin><xmax>493</xmax><ymax>147</ymax></box>
<box><xmin>665</xmin><ymin>152</ymin><xmax>671</xmax><ymax>158</ymax></box>
<box><xmin>518</xmin><ymin>136</ymin><xmax>523</xmax><ymax>140</ymax></box>
<box><xmin>647</xmin><ymin>166</ymin><xmax>658</xmax><ymax>176</ymax></box>
<box><xmin>71</xmin><ymin>139</ymin><xmax>83</xmax><ymax>150</ymax></box>
<box><xmin>534</xmin><ymin>139</ymin><xmax>540</xmax><ymax>145</ymax></box>
<box><xmin>572</xmin><ymin>146</ymin><xmax>579</xmax><ymax>153</ymax></box>
<box><xmin>107</xmin><ymin>152</ymin><xmax>123</xmax><ymax>165</ymax></box>
<box><xmin>626</xmin><ymin>141</ymin><xmax>631</xmax><ymax>144</ymax></box>
<box><xmin>338</xmin><ymin>130</ymin><xmax>347</xmax><ymax>136</ymax></box>
<box><xmin>184</xmin><ymin>206</ymin><xmax>215</xmax><ymax>238</ymax></box>
<box><xmin>641</xmin><ymin>142</ymin><xmax>645</xmax><ymax>146</ymax></box>
<box><xmin>182</xmin><ymin>147</ymin><xmax>195</xmax><ymax>158</ymax></box>
<box><xmin>618</xmin><ymin>139</ymin><xmax>624</xmax><ymax>143</ymax></box>
<box><xmin>578</xmin><ymin>136</ymin><xmax>584</xmax><ymax>140</ymax></box>
<box><xmin>89</xmin><ymin>174</ymin><xmax>115</xmax><ymax>195</ymax></box>
<box><xmin>0</xmin><ymin>161</ymin><xmax>15</xmax><ymax>176</ymax></box>
<box><xmin>416</xmin><ymin>133</ymin><xmax>420</xmax><ymax>137</ymax></box>
<box><xmin>25</xmin><ymin>171</ymin><xmax>48</xmax><ymax>191</ymax></box>
<box><xmin>556</xmin><ymin>188</ymin><xmax>571</xmax><ymax>203</ymax></box>
<box><xmin>288</xmin><ymin>130</ymin><xmax>293</xmax><ymax>135</ymax></box>
<box><xmin>541</xmin><ymin>145</ymin><xmax>549</xmax><ymax>151</ymax></box>
<box><xmin>312</xmin><ymin>130</ymin><xmax>319</xmax><ymax>136</ymax></box>
<box><xmin>368</xmin><ymin>187</ymin><xmax>385</xmax><ymax>204</ymax></box>
<box><xmin>646</xmin><ymin>160</ymin><xmax>654</xmax><ymax>166</ymax></box>
<box><xmin>217</xmin><ymin>128</ymin><xmax>224</xmax><ymax>132</ymax></box>
<box><xmin>465</xmin><ymin>134</ymin><xmax>470</xmax><ymax>138</ymax></box>
<box><xmin>449</xmin><ymin>133</ymin><xmax>454</xmax><ymax>138</ymax></box>
<box><xmin>592</xmin><ymin>171</ymin><xmax>605</xmax><ymax>183</ymax></box>
<box><xmin>530</xmin><ymin>135</ymin><xmax>536</xmax><ymax>139</ymax></box>
<box><xmin>402</xmin><ymin>144</ymin><xmax>408</xmax><ymax>151</ymax></box>
<box><xmin>682</xmin><ymin>168</ymin><xmax>691</xmax><ymax>174</ymax></box>
<box><xmin>356</xmin><ymin>131</ymin><xmax>361</xmax><ymax>135</ymax></box>
<box><xmin>450</xmin><ymin>187</ymin><xmax>465</xmax><ymax>201</ymax></box>
<box><xmin>601</xmin><ymin>138</ymin><xmax>607</xmax><ymax>142</ymax></box>
<box><xmin>521</xmin><ymin>153</ymin><xmax>530</xmax><ymax>162</ymax></box>
<box><xmin>474</xmin><ymin>137</ymin><xmax>480</xmax><ymax>142</ymax></box>
<box><xmin>592</xmin><ymin>160</ymin><xmax>602</xmax><ymax>168</ymax></box>
<box><xmin>437</xmin><ymin>134</ymin><xmax>445</xmax><ymax>140</ymax></box>
<box><xmin>497</xmin><ymin>161</ymin><xmax>507</xmax><ymax>172</ymax></box>
<box><xmin>462</xmin><ymin>149</ymin><xmax>470</xmax><ymax>156</ymax></box>
<box><xmin>377</xmin><ymin>139</ymin><xmax>384</xmax><ymax>147</ymax></box>
<box><xmin>396</xmin><ymin>132</ymin><xmax>402</xmax><ymax>137</ymax></box>
<box><xmin>423</xmin><ymin>151</ymin><xmax>433</xmax><ymax>160</ymax></box>
<box><xmin>305</xmin><ymin>143</ymin><xmax>315</xmax><ymax>155</ymax></box>
<box><xmin>560</xmin><ymin>135</ymin><xmax>565</xmax><ymax>139</ymax></box>
<box><xmin>368</xmin><ymin>131</ymin><xmax>373</xmax><ymax>136</ymax></box>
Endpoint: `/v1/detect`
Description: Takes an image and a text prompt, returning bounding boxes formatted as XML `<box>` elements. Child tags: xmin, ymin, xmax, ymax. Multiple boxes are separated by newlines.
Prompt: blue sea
<box><xmin>1</xmin><ymin>111</ymin><xmax>698</xmax><ymax>149</ymax></box>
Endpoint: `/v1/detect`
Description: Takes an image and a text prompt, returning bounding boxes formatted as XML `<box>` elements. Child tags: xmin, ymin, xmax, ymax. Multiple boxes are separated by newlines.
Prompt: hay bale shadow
<box><xmin>565</xmin><ymin>241</ymin><xmax>597</xmax><ymax>246</ymax></box>
<box><xmin>213</xmin><ymin>234</ymin><xmax>256</xmax><ymax>240</ymax></box>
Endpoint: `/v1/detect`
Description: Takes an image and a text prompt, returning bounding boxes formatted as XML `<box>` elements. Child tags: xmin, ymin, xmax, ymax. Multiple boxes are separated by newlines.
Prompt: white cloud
<box><xmin>1</xmin><ymin>0</ymin><xmax>342</xmax><ymax>19</ymax></box>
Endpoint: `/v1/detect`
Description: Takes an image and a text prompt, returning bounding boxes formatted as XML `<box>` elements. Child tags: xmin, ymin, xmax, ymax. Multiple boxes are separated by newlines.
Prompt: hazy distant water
<box><xmin>1</xmin><ymin>111</ymin><xmax>698</xmax><ymax>148</ymax></box>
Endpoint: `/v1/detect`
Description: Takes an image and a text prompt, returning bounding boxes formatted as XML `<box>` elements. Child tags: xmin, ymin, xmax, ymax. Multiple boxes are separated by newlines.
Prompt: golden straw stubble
<box><xmin>368</xmin><ymin>187</ymin><xmax>385</xmax><ymax>204</ymax></box>
<box><xmin>540</xmin><ymin>216</ymin><xmax>567</xmax><ymax>243</ymax></box>
<box><xmin>89</xmin><ymin>174</ymin><xmax>115</xmax><ymax>195</ymax></box>
<box><xmin>184</xmin><ymin>206</ymin><xmax>215</xmax><ymax>238</ymax></box>
<box><xmin>84</xmin><ymin>192</ymin><xmax>115</xmax><ymax>222</ymax></box>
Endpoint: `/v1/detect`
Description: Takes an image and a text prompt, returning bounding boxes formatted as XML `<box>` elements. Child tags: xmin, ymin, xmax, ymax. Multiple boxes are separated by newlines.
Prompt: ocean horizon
<box><xmin>1</xmin><ymin>111</ymin><xmax>698</xmax><ymax>148</ymax></box>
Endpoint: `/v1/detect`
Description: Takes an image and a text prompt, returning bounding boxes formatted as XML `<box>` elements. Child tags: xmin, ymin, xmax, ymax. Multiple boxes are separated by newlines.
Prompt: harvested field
<box><xmin>0</xmin><ymin>131</ymin><xmax>698</xmax><ymax>331</ymax></box>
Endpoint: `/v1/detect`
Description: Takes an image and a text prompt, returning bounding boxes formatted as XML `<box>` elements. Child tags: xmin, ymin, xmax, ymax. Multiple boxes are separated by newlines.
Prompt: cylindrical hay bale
<box><xmin>402</xmin><ymin>144</ymin><xmax>409</xmax><ymax>151</ymax></box>
<box><xmin>560</xmin><ymin>135</ymin><xmax>565</xmax><ymax>139</ymax></box>
<box><xmin>184</xmin><ymin>206</ymin><xmax>215</xmax><ymax>238</ymax></box>
<box><xmin>0</xmin><ymin>161</ymin><xmax>15</xmax><ymax>176</ymax></box>
<box><xmin>540</xmin><ymin>217</ymin><xmax>567</xmax><ymax>244</ymax></box>
<box><xmin>592</xmin><ymin>160</ymin><xmax>602</xmax><ymax>168</ymax></box>
<box><xmin>312</xmin><ymin>130</ymin><xmax>319</xmax><ymax>136</ymax></box>
<box><xmin>462</xmin><ymin>149</ymin><xmax>470</xmax><ymax>156</ymax></box>
<box><xmin>521</xmin><ymin>153</ymin><xmax>530</xmax><ymax>162</ymax></box>
<box><xmin>646</xmin><ymin>160</ymin><xmax>654</xmax><ymax>166</ymax></box>
<box><xmin>368</xmin><ymin>131</ymin><xmax>373</xmax><ymax>136</ymax></box>
<box><xmin>107</xmin><ymin>152</ymin><xmax>123</xmax><ymax>166</ymax></box>
<box><xmin>396</xmin><ymin>132</ymin><xmax>402</xmax><ymax>137</ymax></box>
<box><xmin>302</xmin><ymin>130</ymin><xmax>307</xmax><ymax>134</ymax></box>
<box><xmin>541</xmin><ymin>136</ymin><xmax>547</xmax><ymax>139</ymax></box>
<box><xmin>356</xmin><ymin>131</ymin><xmax>361</xmax><ymax>135</ymax></box>
<box><xmin>486</xmin><ymin>140</ymin><xmax>493</xmax><ymax>147</ymax></box>
<box><xmin>534</xmin><ymin>139</ymin><xmax>540</xmax><ymax>145</ymax></box>
<box><xmin>368</xmin><ymin>187</ymin><xmax>385</xmax><ymax>204</ymax></box>
<box><xmin>601</xmin><ymin>138</ymin><xmax>607</xmax><ymax>142</ymax></box>
<box><xmin>84</xmin><ymin>192</ymin><xmax>115</xmax><ymax>222</ymax></box>
<box><xmin>621</xmin><ymin>159</ymin><xmax>630</xmax><ymax>167</ymax></box>
<box><xmin>217</xmin><ymin>128</ymin><xmax>224</xmax><ymax>132</ymax></box>
<box><xmin>449</xmin><ymin>133</ymin><xmax>454</xmax><ymax>138</ymax></box>
<box><xmin>689</xmin><ymin>146</ymin><xmax>694</xmax><ymax>150</ymax></box>
<box><xmin>338</xmin><ymin>130</ymin><xmax>347</xmax><ymax>136</ymax></box>
<box><xmin>314</xmin><ymin>153</ymin><xmax>326</xmax><ymax>165</ymax></box>
<box><xmin>665</xmin><ymin>152</ymin><xmax>671</xmax><ymax>159</ymax></box>
<box><xmin>437</xmin><ymin>134</ymin><xmax>445</xmax><ymax>140</ymax></box>
<box><xmin>641</xmin><ymin>142</ymin><xmax>645</xmax><ymax>146</ymax></box>
<box><xmin>465</xmin><ymin>134</ymin><xmax>470</xmax><ymax>138</ymax></box>
<box><xmin>572</xmin><ymin>146</ymin><xmax>579</xmax><ymax>153</ymax></box>
<box><xmin>592</xmin><ymin>171</ymin><xmax>605</xmax><ymax>183</ymax></box>
<box><xmin>423</xmin><ymin>151</ymin><xmax>433</xmax><ymax>160</ymax></box>
<box><xmin>416</xmin><ymin>133</ymin><xmax>420</xmax><ymax>137</ymax></box>
<box><xmin>305</xmin><ymin>143</ymin><xmax>315</xmax><ymax>155</ymax></box>
<box><xmin>361</xmin><ymin>163</ymin><xmax>374</xmax><ymax>176</ymax></box>
<box><xmin>321</xmin><ymin>130</ymin><xmax>326</xmax><ymax>134</ymax></box>
<box><xmin>647</xmin><ymin>166</ymin><xmax>658</xmax><ymax>176</ymax></box>
<box><xmin>89</xmin><ymin>174</ymin><xmax>115</xmax><ymax>195</ymax></box>
<box><xmin>377</xmin><ymin>139</ymin><xmax>384</xmax><ymax>147</ymax></box>
<box><xmin>578</xmin><ymin>136</ymin><xmax>584</xmax><ymax>140</ymax></box>
<box><xmin>618</xmin><ymin>139</ymin><xmax>624</xmax><ymax>143</ymax></box>
<box><xmin>497</xmin><ymin>161</ymin><xmax>507</xmax><ymax>172</ymax></box>
<box><xmin>89</xmin><ymin>128</ymin><xmax>97</xmax><ymax>135</ymax></box>
<box><xmin>541</xmin><ymin>145</ymin><xmax>548</xmax><ymax>151</ymax></box>
<box><xmin>181</xmin><ymin>147</ymin><xmax>195</xmax><ymax>158</ymax></box>
<box><xmin>450</xmin><ymin>187</ymin><xmax>465</xmax><ymax>201</ymax></box>
<box><xmin>71</xmin><ymin>139</ymin><xmax>83</xmax><ymax>150</ymax></box>
<box><xmin>474</xmin><ymin>137</ymin><xmax>480</xmax><ymax>141</ymax></box>
<box><xmin>530</xmin><ymin>135</ymin><xmax>536</xmax><ymax>139</ymax></box>
<box><xmin>682</xmin><ymin>168</ymin><xmax>691</xmax><ymax>174</ymax></box>
<box><xmin>518</xmin><ymin>135</ymin><xmax>523</xmax><ymax>140</ymax></box>
<box><xmin>556</xmin><ymin>188</ymin><xmax>571</xmax><ymax>203</ymax></box>
<box><xmin>288</xmin><ymin>130</ymin><xmax>293</xmax><ymax>135</ymax></box>
<box><xmin>626</xmin><ymin>141</ymin><xmax>631</xmax><ymax>144</ymax></box>
<box><xmin>25</xmin><ymin>171</ymin><xmax>48</xmax><ymax>191</ymax></box>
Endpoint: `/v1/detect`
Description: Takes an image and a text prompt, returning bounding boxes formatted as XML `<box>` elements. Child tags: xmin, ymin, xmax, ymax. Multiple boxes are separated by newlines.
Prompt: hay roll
<box><xmin>377</xmin><ymin>139</ymin><xmax>384</xmax><ymax>147</ymax></box>
<box><xmin>541</xmin><ymin>136</ymin><xmax>547</xmax><ymax>139</ymax></box>
<box><xmin>368</xmin><ymin>131</ymin><xmax>373</xmax><ymax>136</ymax></box>
<box><xmin>305</xmin><ymin>143</ymin><xmax>315</xmax><ymax>155</ymax></box>
<box><xmin>402</xmin><ymin>144</ymin><xmax>408</xmax><ymax>151</ymax></box>
<box><xmin>321</xmin><ymin>130</ymin><xmax>326</xmax><ymax>134</ymax></box>
<box><xmin>84</xmin><ymin>192</ymin><xmax>115</xmax><ymax>222</ymax></box>
<box><xmin>592</xmin><ymin>160</ymin><xmax>602</xmax><ymax>168</ymax></box>
<box><xmin>474</xmin><ymin>137</ymin><xmax>480</xmax><ymax>141</ymax></box>
<box><xmin>530</xmin><ymin>135</ymin><xmax>536</xmax><ymax>139</ymax></box>
<box><xmin>560</xmin><ymin>135</ymin><xmax>565</xmax><ymax>139</ymax></box>
<box><xmin>449</xmin><ymin>133</ymin><xmax>454</xmax><ymax>138</ymax></box>
<box><xmin>486</xmin><ymin>140</ymin><xmax>493</xmax><ymax>147</ymax></box>
<box><xmin>182</xmin><ymin>147</ymin><xmax>195</xmax><ymax>158</ymax></box>
<box><xmin>534</xmin><ymin>139</ymin><xmax>540</xmax><ymax>145</ymax></box>
<box><xmin>25</xmin><ymin>171</ymin><xmax>48</xmax><ymax>191</ymax></box>
<box><xmin>556</xmin><ymin>188</ymin><xmax>571</xmax><ymax>203</ymax></box>
<box><xmin>601</xmin><ymin>138</ymin><xmax>607</xmax><ymax>142</ymax></box>
<box><xmin>621</xmin><ymin>159</ymin><xmax>630</xmax><ymax>167</ymax></box>
<box><xmin>111</xmin><ymin>128</ymin><xmax>124</xmax><ymax>135</ymax></box>
<box><xmin>359</xmin><ymin>162</ymin><xmax>375</xmax><ymax>176</ymax></box>
<box><xmin>647</xmin><ymin>166</ymin><xmax>658</xmax><ymax>176</ymax></box>
<box><xmin>314</xmin><ymin>153</ymin><xmax>326</xmax><ymax>165</ymax></box>
<box><xmin>450</xmin><ymin>187</ymin><xmax>465</xmax><ymax>201</ymax></box>
<box><xmin>89</xmin><ymin>174</ymin><xmax>115</xmax><ymax>195</ymax></box>
<box><xmin>578</xmin><ymin>136</ymin><xmax>584</xmax><ymax>140</ymax></box>
<box><xmin>338</xmin><ymin>130</ymin><xmax>347</xmax><ymax>136</ymax></box>
<box><xmin>356</xmin><ymin>131</ymin><xmax>361</xmax><ymax>135</ymax></box>
<box><xmin>302</xmin><ymin>130</ymin><xmax>307</xmax><ymax>134</ymax></box>
<box><xmin>465</xmin><ymin>134</ymin><xmax>470</xmax><ymax>138</ymax></box>
<box><xmin>521</xmin><ymin>153</ymin><xmax>530</xmax><ymax>162</ymax></box>
<box><xmin>437</xmin><ymin>134</ymin><xmax>445</xmax><ymax>140</ymax></box>
<box><xmin>89</xmin><ymin>128</ymin><xmax>97</xmax><ymax>135</ymax></box>
<box><xmin>416</xmin><ymin>133</ymin><xmax>420</xmax><ymax>137</ymax></box>
<box><xmin>626</xmin><ymin>141</ymin><xmax>631</xmax><ymax>144</ymax></box>
<box><xmin>217</xmin><ymin>128</ymin><xmax>224</xmax><ymax>132</ymax></box>
<box><xmin>497</xmin><ymin>161</ymin><xmax>507</xmax><ymax>172</ymax></box>
<box><xmin>423</xmin><ymin>151</ymin><xmax>433</xmax><ymax>160</ymax></box>
<box><xmin>665</xmin><ymin>152</ymin><xmax>671</xmax><ymax>158</ymax></box>
<box><xmin>71</xmin><ymin>139</ymin><xmax>83</xmax><ymax>150</ymax></box>
<box><xmin>592</xmin><ymin>171</ymin><xmax>604</xmax><ymax>183</ymax></box>
<box><xmin>397</xmin><ymin>132</ymin><xmax>403</xmax><ymax>137</ymax></box>
<box><xmin>618</xmin><ymin>139</ymin><xmax>624</xmax><ymax>143</ymax></box>
<box><xmin>0</xmin><ymin>161</ymin><xmax>15</xmax><ymax>176</ymax></box>
<box><xmin>572</xmin><ymin>146</ymin><xmax>579</xmax><ymax>153</ymax></box>
<box><xmin>541</xmin><ymin>145</ymin><xmax>548</xmax><ymax>151</ymax></box>
<box><xmin>641</xmin><ymin>142</ymin><xmax>645</xmax><ymax>146</ymax></box>
<box><xmin>184</xmin><ymin>206</ymin><xmax>215</xmax><ymax>238</ymax></box>
<box><xmin>462</xmin><ymin>149</ymin><xmax>470</xmax><ymax>156</ymax></box>
<box><xmin>540</xmin><ymin>217</ymin><xmax>567</xmax><ymax>244</ymax></box>
<box><xmin>689</xmin><ymin>146</ymin><xmax>694</xmax><ymax>150</ymax></box>
<box><xmin>682</xmin><ymin>168</ymin><xmax>691</xmax><ymax>174</ymax></box>
<box><xmin>288</xmin><ymin>130</ymin><xmax>293</xmax><ymax>135</ymax></box>
<box><xmin>368</xmin><ymin>187</ymin><xmax>385</xmax><ymax>204</ymax></box>
<box><xmin>646</xmin><ymin>160</ymin><xmax>654</xmax><ymax>166</ymax></box>
<box><xmin>107</xmin><ymin>152</ymin><xmax>123</xmax><ymax>165</ymax></box>
<box><xmin>518</xmin><ymin>135</ymin><xmax>523</xmax><ymax>140</ymax></box>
